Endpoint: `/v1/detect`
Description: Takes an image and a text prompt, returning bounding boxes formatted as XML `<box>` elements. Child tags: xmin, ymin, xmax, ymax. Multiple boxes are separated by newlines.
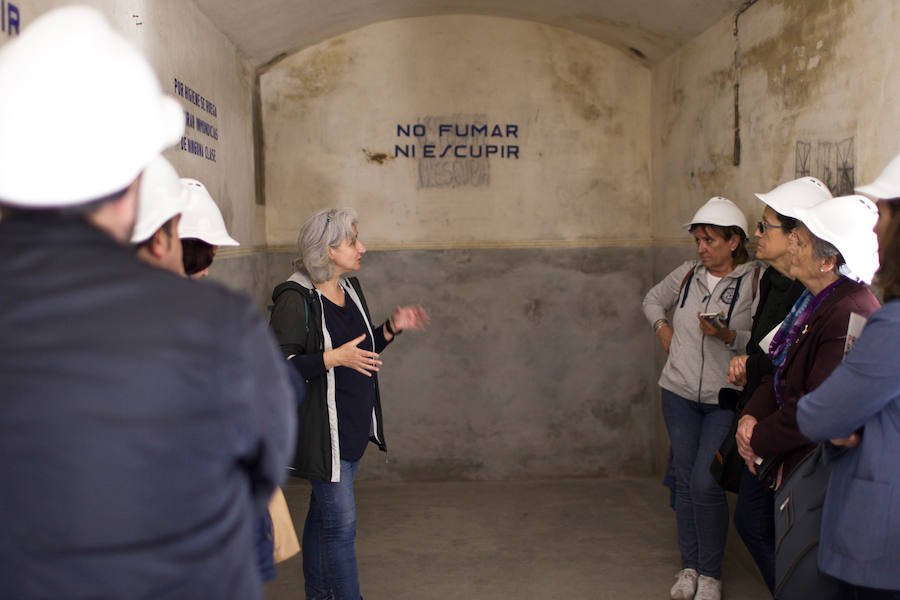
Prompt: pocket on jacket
<box><xmin>833</xmin><ymin>477</ymin><xmax>891</xmax><ymax>561</ymax></box>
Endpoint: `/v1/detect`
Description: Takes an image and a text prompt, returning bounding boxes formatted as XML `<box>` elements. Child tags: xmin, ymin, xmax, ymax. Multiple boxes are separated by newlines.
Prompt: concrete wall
<box><xmin>260</xmin><ymin>15</ymin><xmax>652</xmax><ymax>247</ymax></box>
<box><xmin>651</xmin><ymin>0</ymin><xmax>900</xmax><ymax>242</ymax></box>
<box><xmin>254</xmin><ymin>15</ymin><xmax>661</xmax><ymax>480</ymax></box>
<box><xmin>12</xmin><ymin>1</ymin><xmax>896</xmax><ymax>482</ymax></box>
<box><xmin>2</xmin><ymin>0</ymin><xmax>262</xmax><ymax>250</ymax></box>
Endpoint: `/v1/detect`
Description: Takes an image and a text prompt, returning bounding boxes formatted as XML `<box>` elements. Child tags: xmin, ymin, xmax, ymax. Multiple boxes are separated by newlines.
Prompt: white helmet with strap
<box><xmin>794</xmin><ymin>195</ymin><xmax>880</xmax><ymax>284</ymax></box>
<box><xmin>683</xmin><ymin>196</ymin><xmax>749</xmax><ymax>238</ymax></box>
<box><xmin>754</xmin><ymin>177</ymin><xmax>832</xmax><ymax>218</ymax></box>
<box><xmin>131</xmin><ymin>156</ymin><xmax>189</xmax><ymax>244</ymax></box>
<box><xmin>0</xmin><ymin>6</ymin><xmax>183</xmax><ymax>207</ymax></box>
<box><xmin>178</xmin><ymin>179</ymin><xmax>239</xmax><ymax>246</ymax></box>
<box><xmin>856</xmin><ymin>154</ymin><xmax>900</xmax><ymax>201</ymax></box>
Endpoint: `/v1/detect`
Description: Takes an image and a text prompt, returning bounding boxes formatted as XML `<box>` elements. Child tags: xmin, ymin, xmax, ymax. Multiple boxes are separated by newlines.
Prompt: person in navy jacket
<box><xmin>797</xmin><ymin>156</ymin><xmax>900</xmax><ymax>599</ymax></box>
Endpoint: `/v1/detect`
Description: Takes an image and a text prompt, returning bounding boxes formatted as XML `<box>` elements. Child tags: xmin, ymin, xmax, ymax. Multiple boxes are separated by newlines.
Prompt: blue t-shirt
<box><xmin>322</xmin><ymin>293</ymin><xmax>377</xmax><ymax>462</ymax></box>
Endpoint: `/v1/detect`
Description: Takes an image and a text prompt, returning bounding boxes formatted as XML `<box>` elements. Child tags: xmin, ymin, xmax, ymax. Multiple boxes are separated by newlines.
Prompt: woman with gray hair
<box><xmin>736</xmin><ymin>195</ymin><xmax>881</xmax><ymax>487</ymax></box>
<box><xmin>269</xmin><ymin>207</ymin><xmax>427</xmax><ymax>599</ymax></box>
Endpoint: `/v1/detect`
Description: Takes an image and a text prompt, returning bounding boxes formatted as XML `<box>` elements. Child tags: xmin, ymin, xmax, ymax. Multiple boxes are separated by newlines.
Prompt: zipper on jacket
<box><xmin>697</xmin><ymin>278</ymin><xmax>717</xmax><ymax>403</ymax></box>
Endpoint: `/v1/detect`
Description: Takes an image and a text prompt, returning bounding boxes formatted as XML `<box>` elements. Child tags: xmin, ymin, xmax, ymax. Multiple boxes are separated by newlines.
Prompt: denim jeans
<box><xmin>661</xmin><ymin>388</ymin><xmax>733</xmax><ymax>579</ymax></box>
<box><xmin>734</xmin><ymin>465</ymin><xmax>775</xmax><ymax>594</ymax></box>
<box><xmin>303</xmin><ymin>459</ymin><xmax>363</xmax><ymax>600</ymax></box>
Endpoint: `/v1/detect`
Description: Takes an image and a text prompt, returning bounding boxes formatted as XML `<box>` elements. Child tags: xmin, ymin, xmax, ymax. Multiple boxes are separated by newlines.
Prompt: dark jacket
<box><xmin>797</xmin><ymin>300</ymin><xmax>900</xmax><ymax>590</ymax></box>
<box><xmin>0</xmin><ymin>214</ymin><xmax>295</xmax><ymax>599</ymax></box>
<box><xmin>743</xmin><ymin>277</ymin><xmax>880</xmax><ymax>480</ymax></box>
<box><xmin>270</xmin><ymin>272</ymin><xmax>388</xmax><ymax>482</ymax></box>
<box><xmin>740</xmin><ymin>267</ymin><xmax>806</xmax><ymax>405</ymax></box>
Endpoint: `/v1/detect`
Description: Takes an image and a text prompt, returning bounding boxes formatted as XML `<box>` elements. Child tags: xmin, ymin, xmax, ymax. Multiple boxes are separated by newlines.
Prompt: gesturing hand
<box><xmin>325</xmin><ymin>334</ymin><xmax>382</xmax><ymax>376</ymax></box>
<box><xmin>389</xmin><ymin>305</ymin><xmax>430</xmax><ymax>333</ymax></box>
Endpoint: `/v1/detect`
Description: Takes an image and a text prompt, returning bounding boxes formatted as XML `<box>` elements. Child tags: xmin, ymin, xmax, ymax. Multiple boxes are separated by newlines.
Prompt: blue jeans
<box><xmin>303</xmin><ymin>459</ymin><xmax>363</xmax><ymax>600</ymax></box>
<box><xmin>734</xmin><ymin>465</ymin><xmax>775</xmax><ymax>594</ymax></box>
<box><xmin>661</xmin><ymin>388</ymin><xmax>733</xmax><ymax>579</ymax></box>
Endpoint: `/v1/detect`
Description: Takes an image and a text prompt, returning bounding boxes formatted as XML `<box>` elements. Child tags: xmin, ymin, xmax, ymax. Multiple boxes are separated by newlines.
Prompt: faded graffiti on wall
<box><xmin>795</xmin><ymin>137</ymin><xmax>855</xmax><ymax>195</ymax></box>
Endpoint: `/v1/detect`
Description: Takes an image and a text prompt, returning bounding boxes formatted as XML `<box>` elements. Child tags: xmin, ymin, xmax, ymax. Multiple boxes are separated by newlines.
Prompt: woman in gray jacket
<box><xmin>643</xmin><ymin>196</ymin><xmax>762</xmax><ymax>600</ymax></box>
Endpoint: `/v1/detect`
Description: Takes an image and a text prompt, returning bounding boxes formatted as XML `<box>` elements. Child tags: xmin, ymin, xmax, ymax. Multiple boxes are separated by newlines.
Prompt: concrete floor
<box><xmin>265</xmin><ymin>477</ymin><xmax>770</xmax><ymax>600</ymax></box>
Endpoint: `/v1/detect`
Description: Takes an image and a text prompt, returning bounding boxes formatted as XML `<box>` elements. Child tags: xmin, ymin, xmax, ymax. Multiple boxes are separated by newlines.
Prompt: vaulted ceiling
<box><xmin>193</xmin><ymin>0</ymin><xmax>749</xmax><ymax>68</ymax></box>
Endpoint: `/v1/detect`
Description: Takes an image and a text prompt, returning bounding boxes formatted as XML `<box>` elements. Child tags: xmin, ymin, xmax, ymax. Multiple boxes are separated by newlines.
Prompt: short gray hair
<box><xmin>797</xmin><ymin>223</ymin><xmax>846</xmax><ymax>270</ymax></box>
<box><xmin>293</xmin><ymin>207</ymin><xmax>359</xmax><ymax>282</ymax></box>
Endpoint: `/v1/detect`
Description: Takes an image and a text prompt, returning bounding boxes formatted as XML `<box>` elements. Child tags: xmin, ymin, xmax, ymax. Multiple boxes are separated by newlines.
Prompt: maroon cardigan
<box><xmin>742</xmin><ymin>277</ymin><xmax>880</xmax><ymax>480</ymax></box>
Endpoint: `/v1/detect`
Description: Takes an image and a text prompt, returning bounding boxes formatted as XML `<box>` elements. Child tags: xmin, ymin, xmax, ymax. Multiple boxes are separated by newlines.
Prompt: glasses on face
<box><xmin>757</xmin><ymin>220</ymin><xmax>784</xmax><ymax>235</ymax></box>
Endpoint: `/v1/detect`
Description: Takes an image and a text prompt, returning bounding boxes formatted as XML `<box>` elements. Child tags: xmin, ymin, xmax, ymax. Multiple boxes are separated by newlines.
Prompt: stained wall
<box><xmin>651</xmin><ymin>0</ymin><xmax>900</xmax><ymax>250</ymax></box>
<box><xmin>257</xmin><ymin>15</ymin><xmax>659</xmax><ymax>481</ymax></box>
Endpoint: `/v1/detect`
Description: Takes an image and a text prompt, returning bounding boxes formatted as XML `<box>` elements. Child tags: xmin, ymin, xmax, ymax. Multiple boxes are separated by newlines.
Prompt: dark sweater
<box><xmin>321</xmin><ymin>293</ymin><xmax>379</xmax><ymax>462</ymax></box>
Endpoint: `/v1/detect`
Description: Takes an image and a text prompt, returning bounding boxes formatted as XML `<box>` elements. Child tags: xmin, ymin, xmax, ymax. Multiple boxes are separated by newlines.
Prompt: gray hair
<box><xmin>797</xmin><ymin>223</ymin><xmax>846</xmax><ymax>270</ymax></box>
<box><xmin>292</xmin><ymin>207</ymin><xmax>359</xmax><ymax>282</ymax></box>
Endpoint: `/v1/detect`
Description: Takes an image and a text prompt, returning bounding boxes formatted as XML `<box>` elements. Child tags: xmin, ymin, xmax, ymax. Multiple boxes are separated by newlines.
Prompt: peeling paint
<box><xmin>363</xmin><ymin>149</ymin><xmax>393</xmax><ymax>165</ymax></box>
<box><xmin>277</xmin><ymin>38</ymin><xmax>352</xmax><ymax>104</ymax></box>
<box><xmin>742</xmin><ymin>0</ymin><xmax>852</xmax><ymax>110</ymax></box>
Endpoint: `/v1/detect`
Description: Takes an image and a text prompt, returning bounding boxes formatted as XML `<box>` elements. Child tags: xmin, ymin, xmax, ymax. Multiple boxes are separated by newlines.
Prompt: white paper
<box><xmin>844</xmin><ymin>312</ymin><xmax>867</xmax><ymax>358</ymax></box>
<box><xmin>759</xmin><ymin>321</ymin><xmax>782</xmax><ymax>355</ymax></box>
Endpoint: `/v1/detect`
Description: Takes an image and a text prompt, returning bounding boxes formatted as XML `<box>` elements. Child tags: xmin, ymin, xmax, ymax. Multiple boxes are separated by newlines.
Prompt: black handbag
<box><xmin>773</xmin><ymin>444</ymin><xmax>841</xmax><ymax>600</ymax></box>
<box><xmin>709</xmin><ymin>388</ymin><xmax>744</xmax><ymax>493</ymax></box>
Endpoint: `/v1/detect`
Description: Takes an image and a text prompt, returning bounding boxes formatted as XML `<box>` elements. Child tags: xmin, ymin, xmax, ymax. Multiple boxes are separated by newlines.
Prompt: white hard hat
<box><xmin>683</xmin><ymin>196</ymin><xmax>749</xmax><ymax>238</ymax></box>
<box><xmin>0</xmin><ymin>6</ymin><xmax>184</xmax><ymax>208</ymax></box>
<box><xmin>178</xmin><ymin>179</ymin><xmax>239</xmax><ymax>246</ymax></box>
<box><xmin>856</xmin><ymin>154</ymin><xmax>900</xmax><ymax>200</ymax></box>
<box><xmin>754</xmin><ymin>177</ymin><xmax>832</xmax><ymax>219</ymax></box>
<box><xmin>794</xmin><ymin>195</ymin><xmax>880</xmax><ymax>284</ymax></box>
<box><xmin>131</xmin><ymin>157</ymin><xmax>189</xmax><ymax>244</ymax></box>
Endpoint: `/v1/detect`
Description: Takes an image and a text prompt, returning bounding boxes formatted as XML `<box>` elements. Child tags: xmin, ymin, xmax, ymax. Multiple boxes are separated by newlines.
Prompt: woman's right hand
<box><xmin>656</xmin><ymin>324</ymin><xmax>674</xmax><ymax>354</ymax></box>
<box><xmin>324</xmin><ymin>334</ymin><xmax>382</xmax><ymax>376</ymax></box>
<box><xmin>728</xmin><ymin>355</ymin><xmax>749</xmax><ymax>386</ymax></box>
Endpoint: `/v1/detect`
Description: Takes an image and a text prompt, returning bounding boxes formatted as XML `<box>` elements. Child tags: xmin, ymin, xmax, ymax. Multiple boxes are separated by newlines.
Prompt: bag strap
<box><xmin>725</xmin><ymin>274</ymin><xmax>745</xmax><ymax>327</ymax></box>
<box><xmin>679</xmin><ymin>266</ymin><xmax>697</xmax><ymax>309</ymax></box>
<box><xmin>724</xmin><ymin>266</ymin><xmax>760</xmax><ymax>327</ymax></box>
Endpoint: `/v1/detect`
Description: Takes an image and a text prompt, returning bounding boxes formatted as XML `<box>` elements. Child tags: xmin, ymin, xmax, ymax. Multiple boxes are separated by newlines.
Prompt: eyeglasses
<box><xmin>757</xmin><ymin>221</ymin><xmax>784</xmax><ymax>234</ymax></box>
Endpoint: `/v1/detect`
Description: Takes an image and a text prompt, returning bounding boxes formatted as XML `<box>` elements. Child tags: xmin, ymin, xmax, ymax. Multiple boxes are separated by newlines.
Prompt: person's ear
<box><xmin>149</xmin><ymin>228</ymin><xmax>169</xmax><ymax>259</ymax></box>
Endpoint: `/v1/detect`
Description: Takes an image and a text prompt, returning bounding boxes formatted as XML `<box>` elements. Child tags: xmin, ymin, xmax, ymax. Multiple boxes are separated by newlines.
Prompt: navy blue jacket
<box><xmin>0</xmin><ymin>213</ymin><xmax>295</xmax><ymax>599</ymax></box>
<box><xmin>798</xmin><ymin>299</ymin><xmax>900</xmax><ymax>591</ymax></box>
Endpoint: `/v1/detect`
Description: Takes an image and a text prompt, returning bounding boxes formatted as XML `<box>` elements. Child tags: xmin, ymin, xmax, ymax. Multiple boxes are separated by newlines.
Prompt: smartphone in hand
<box><xmin>700</xmin><ymin>312</ymin><xmax>726</xmax><ymax>328</ymax></box>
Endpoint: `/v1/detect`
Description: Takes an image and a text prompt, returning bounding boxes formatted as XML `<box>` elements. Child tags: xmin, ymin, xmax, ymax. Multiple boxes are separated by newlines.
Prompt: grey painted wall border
<box><xmin>209</xmin><ymin>245</ymin><xmax>699</xmax><ymax>482</ymax></box>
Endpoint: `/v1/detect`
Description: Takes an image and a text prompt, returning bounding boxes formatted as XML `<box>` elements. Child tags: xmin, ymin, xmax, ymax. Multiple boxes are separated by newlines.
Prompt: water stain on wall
<box><xmin>742</xmin><ymin>0</ymin><xmax>852</xmax><ymax>110</ymax></box>
<box><xmin>540</xmin><ymin>26</ymin><xmax>619</xmax><ymax>125</ymax></box>
<box><xmin>523</xmin><ymin>298</ymin><xmax>544</xmax><ymax>324</ymax></box>
<box><xmin>276</xmin><ymin>38</ymin><xmax>353</xmax><ymax>105</ymax></box>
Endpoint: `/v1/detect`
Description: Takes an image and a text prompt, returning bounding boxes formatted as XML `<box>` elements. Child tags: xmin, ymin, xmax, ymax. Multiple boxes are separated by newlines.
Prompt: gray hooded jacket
<box><xmin>643</xmin><ymin>259</ymin><xmax>763</xmax><ymax>404</ymax></box>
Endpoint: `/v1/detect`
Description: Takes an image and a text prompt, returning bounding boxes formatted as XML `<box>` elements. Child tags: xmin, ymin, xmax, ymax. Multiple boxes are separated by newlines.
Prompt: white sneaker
<box><xmin>669</xmin><ymin>568</ymin><xmax>698</xmax><ymax>600</ymax></box>
<box><xmin>695</xmin><ymin>575</ymin><xmax>722</xmax><ymax>600</ymax></box>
